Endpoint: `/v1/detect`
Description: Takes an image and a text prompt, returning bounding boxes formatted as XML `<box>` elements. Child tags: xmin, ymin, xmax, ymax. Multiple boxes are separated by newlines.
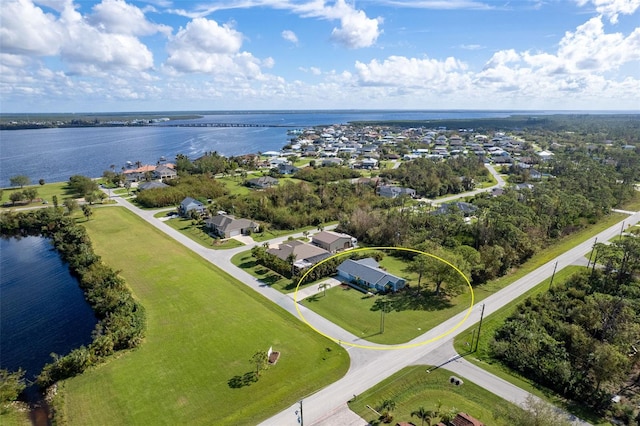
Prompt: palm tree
<box><xmin>318</xmin><ymin>282</ymin><xmax>331</xmax><ymax>297</ymax></box>
<box><xmin>379</xmin><ymin>398</ymin><xmax>396</xmax><ymax>413</ymax></box>
<box><xmin>411</xmin><ymin>407</ymin><xmax>435</xmax><ymax>426</ymax></box>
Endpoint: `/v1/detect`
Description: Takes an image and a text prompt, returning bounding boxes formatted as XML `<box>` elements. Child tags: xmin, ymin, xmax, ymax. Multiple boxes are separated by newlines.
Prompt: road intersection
<box><xmin>100</xmin><ymin>170</ymin><xmax>639</xmax><ymax>426</ymax></box>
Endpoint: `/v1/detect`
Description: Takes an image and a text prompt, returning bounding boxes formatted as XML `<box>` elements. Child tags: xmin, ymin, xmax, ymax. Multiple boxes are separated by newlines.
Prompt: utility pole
<box><xmin>586</xmin><ymin>237</ymin><xmax>597</xmax><ymax>268</ymax></box>
<box><xmin>474</xmin><ymin>304</ymin><xmax>485</xmax><ymax>352</ymax></box>
<box><xmin>620</xmin><ymin>221</ymin><xmax>626</xmax><ymax>239</ymax></box>
<box><xmin>549</xmin><ymin>261</ymin><xmax>558</xmax><ymax>290</ymax></box>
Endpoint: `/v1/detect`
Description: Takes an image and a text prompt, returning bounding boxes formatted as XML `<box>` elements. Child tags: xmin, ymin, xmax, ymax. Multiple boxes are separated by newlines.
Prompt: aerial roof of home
<box><xmin>337</xmin><ymin>258</ymin><xmax>404</xmax><ymax>289</ymax></box>
<box><xmin>312</xmin><ymin>230</ymin><xmax>352</xmax><ymax>245</ymax></box>
<box><xmin>267</xmin><ymin>240</ymin><xmax>330</xmax><ymax>263</ymax></box>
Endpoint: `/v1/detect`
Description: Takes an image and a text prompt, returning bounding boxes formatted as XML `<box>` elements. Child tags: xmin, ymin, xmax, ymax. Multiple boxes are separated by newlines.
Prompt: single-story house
<box><xmin>277</xmin><ymin>164</ymin><xmax>299</xmax><ymax>175</ymax></box>
<box><xmin>178</xmin><ymin>197</ymin><xmax>206</xmax><ymax>217</ymax></box>
<box><xmin>206</xmin><ymin>214</ymin><xmax>259</xmax><ymax>238</ymax></box>
<box><xmin>267</xmin><ymin>240</ymin><xmax>331</xmax><ymax>269</ymax></box>
<box><xmin>377</xmin><ymin>185</ymin><xmax>417</xmax><ymax>199</ymax></box>
<box><xmin>137</xmin><ymin>181</ymin><xmax>169</xmax><ymax>191</ymax></box>
<box><xmin>312</xmin><ymin>230</ymin><xmax>357</xmax><ymax>253</ymax></box>
<box><xmin>337</xmin><ymin>258</ymin><xmax>406</xmax><ymax>293</ymax></box>
<box><xmin>432</xmin><ymin>201</ymin><xmax>478</xmax><ymax>216</ymax></box>
<box><xmin>321</xmin><ymin>157</ymin><xmax>343</xmax><ymax>167</ymax></box>
<box><xmin>247</xmin><ymin>176</ymin><xmax>279</xmax><ymax>189</ymax></box>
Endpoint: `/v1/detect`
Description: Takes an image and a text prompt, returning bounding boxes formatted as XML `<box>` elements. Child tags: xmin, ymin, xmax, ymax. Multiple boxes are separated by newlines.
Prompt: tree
<box><xmin>10</xmin><ymin>175</ymin><xmax>30</xmax><ymax>188</ymax></box>
<box><xmin>251</xmin><ymin>350</ymin><xmax>269</xmax><ymax>378</ymax></box>
<box><xmin>23</xmin><ymin>187</ymin><xmax>38</xmax><ymax>203</ymax></box>
<box><xmin>379</xmin><ymin>399</ymin><xmax>396</xmax><ymax>413</ymax></box>
<box><xmin>318</xmin><ymin>282</ymin><xmax>331</xmax><ymax>297</ymax></box>
<box><xmin>52</xmin><ymin>195</ymin><xmax>59</xmax><ymax>208</ymax></box>
<box><xmin>9</xmin><ymin>191</ymin><xmax>24</xmax><ymax>205</ymax></box>
<box><xmin>493</xmin><ymin>395</ymin><xmax>573</xmax><ymax>426</ymax></box>
<box><xmin>411</xmin><ymin>406</ymin><xmax>435</xmax><ymax>426</ymax></box>
<box><xmin>63</xmin><ymin>198</ymin><xmax>78</xmax><ymax>214</ymax></box>
<box><xmin>82</xmin><ymin>204</ymin><xmax>93</xmax><ymax>221</ymax></box>
<box><xmin>407</xmin><ymin>254</ymin><xmax>430</xmax><ymax>289</ymax></box>
<box><xmin>68</xmin><ymin>175</ymin><xmax>98</xmax><ymax>196</ymax></box>
<box><xmin>39</xmin><ymin>178</ymin><xmax>45</xmax><ymax>185</ymax></box>
<box><xmin>0</xmin><ymin>368</ymin><xmax>26</xmax><ymax>411</ymax></box>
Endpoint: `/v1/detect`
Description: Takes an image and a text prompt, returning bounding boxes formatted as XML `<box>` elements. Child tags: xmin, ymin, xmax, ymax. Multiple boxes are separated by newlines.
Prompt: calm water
<box><xmin>0</xmin><ymin>110</ymin><xmax>516</xmax><ymax>187</ymax></box>
<box><xmin>0</xmin><ymin>236</ymin><xmax>98</xmax><ymax>397</ymax></box>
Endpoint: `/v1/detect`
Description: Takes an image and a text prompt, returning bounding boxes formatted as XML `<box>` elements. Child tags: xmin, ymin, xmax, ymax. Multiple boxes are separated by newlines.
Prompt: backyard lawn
<box><xmin>55</xmin><ymin>207</ymin><xmax>348</xmax><ymax>425</ymax></box>
<box><xmin>348</xmin><ymin>365</ymin><xmax>517</xmax><ymax>426</ymax></box>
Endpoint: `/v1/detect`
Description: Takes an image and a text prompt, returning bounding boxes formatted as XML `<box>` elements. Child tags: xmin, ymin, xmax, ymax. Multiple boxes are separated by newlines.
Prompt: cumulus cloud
<box><xmin>0</xmin><ymin>0</ymin><xmax>65</xmax><ymax>55</ymax></box>
<box><xmin>282</xmin><ymin>30</ymin><xmax>299</xmax><ymax>45</ymax></box>
<box><xmin>355</xmin><ymin>56</ymin><xmax>467</xmax><ymax>87</ymax></box>
<box><xmin>165</xmin><ymin>17</ymin><xmax>266</xmax><ymax>77</ymax></box>
<box><xmin>575</xmin><ymin>0</ymin><xmax>640</xmax><ymax>23</ymax></box>
<box><xmin>89</xmin><ymin>0</ymin><xmax>172</xmax><ymax>36</ymax></box>
<box><xmin>0</xmin><ymin>0</ymin><xmax>158</xmax><ymax>73</ymax></box>
<box><xmin>329</xmin><ymin>0</ymin><xmax>382</xmax><ymax>48</ymax></box>
<box><xmin>285</xmin><ymin>0</ymin><xmax>383</xmax><ymax>48</ymax></box>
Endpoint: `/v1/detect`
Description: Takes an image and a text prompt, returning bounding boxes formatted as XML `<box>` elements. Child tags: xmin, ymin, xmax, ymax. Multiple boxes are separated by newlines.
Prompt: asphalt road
<box><xmin>100</xmin><ymin>181</ymin><xmax>639</xmax><ymax>426</ymax></box>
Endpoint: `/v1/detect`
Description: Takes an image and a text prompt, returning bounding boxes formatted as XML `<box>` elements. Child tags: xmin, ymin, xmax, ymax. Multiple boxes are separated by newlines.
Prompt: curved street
<box><xmin>100</xmin><ymin>171</ymin><xmax>639</xmax><ymax>426</ymax></box>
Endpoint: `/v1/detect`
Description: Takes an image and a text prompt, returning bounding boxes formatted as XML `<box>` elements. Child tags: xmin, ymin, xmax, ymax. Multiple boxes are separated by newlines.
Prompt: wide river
<box><xmin>0</xmin><ymin>110</ymin><xmax>518</xmax><ymax>187</ymax></box>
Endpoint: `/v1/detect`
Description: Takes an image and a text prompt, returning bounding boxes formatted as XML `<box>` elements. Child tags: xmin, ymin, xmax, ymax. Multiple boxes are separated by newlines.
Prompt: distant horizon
<box><xmin>3</xmin><ymin>108</ymin><xmax>640</xmax><ymax>117</ymax></box>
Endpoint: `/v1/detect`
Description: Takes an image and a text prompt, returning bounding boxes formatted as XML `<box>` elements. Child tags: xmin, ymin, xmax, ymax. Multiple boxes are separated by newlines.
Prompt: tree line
<box><xmin>0</xmin><ymin>208</ymin><xmax>145</xmax><ymax>389</ymax></box>
<box><xmin>490</xmin><ymin>234</ymin><xmax>640</xmax><ymax>421</ymax></box>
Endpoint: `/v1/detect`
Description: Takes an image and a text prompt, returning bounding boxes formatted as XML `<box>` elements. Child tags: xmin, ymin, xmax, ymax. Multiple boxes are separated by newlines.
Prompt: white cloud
<box><xmin>89</xmin><ymin>0</ymin><xmax>172</xmax><ymax>36</ymax></box>
<box><xmin>355</xmin><ymin>55</ymin><xmax>468</xmax><ymax>87</ymax></box>
<box><xmin>0</xmin><ymin>0</ymin><xmax>65</xmax><ymax>56</ymax></box>
<box><xmin>282</xmin><ymin>29</ymin><xmax>299</xmax><ymax>45</ymax></box>
<box><xmin>458</xmin><ymin>44</ymin><xmax>485</xmax><ymax>50</ymax></box>
<box><xmin>328</xmin><ymin>0</ymin><xmax>382</xmax><ymax>48</ymax></box>
<box><xmin>575</xmin><ymin>0</ymin><xmax>640</xmax><ymax>23</ymax></box>
<box><xmin>165</xmin><ymin>18</ymin><xmax>267</xmax><ymax>77</ymax></box>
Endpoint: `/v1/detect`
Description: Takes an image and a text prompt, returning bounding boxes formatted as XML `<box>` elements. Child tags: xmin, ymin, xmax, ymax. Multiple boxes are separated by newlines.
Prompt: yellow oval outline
<box><xmin>293</xmin><ymin>246</ymin><xmax>474</xmax><ymax>350</ymax></box>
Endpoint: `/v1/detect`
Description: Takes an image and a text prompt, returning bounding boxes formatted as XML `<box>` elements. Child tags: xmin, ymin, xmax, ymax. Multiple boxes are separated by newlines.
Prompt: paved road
<box><xmin>100</xmin><ymin>188</ymin><xmax>639</xmax><ymax>426</ymax></box>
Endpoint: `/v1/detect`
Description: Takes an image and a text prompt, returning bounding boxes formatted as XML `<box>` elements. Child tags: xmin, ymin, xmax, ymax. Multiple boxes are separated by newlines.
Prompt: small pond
<box><xmin>1</xmin><ymin>236</ymin><xmax>98</xmax><ymax>401</ymax></box>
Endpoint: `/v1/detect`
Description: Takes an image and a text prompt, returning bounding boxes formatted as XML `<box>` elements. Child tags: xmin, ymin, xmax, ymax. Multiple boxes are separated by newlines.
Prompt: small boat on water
<box><xmin>159</xmin><ymin>156</ymin><xmax>167</xmax><ymax>162</ymax></box>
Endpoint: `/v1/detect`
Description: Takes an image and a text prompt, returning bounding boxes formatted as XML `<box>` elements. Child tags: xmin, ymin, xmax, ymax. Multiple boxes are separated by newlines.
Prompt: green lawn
<box><xmin>217</xmin><ymin>176</ymin><xmax>252</xmax><ymax>196</ymax></box>
<box><xmin>231</xmin><ymin>251</ymin><xmax>294</xmax><ymax>293</ymax></box>
<box><xmin>55</xmin><ymin>207</ymin><xmax>349</xmax><ymax>425</ymax></box>
<box><xmin>301</xmin><ymin>282</ymin><xmax>472</xmax><ymax>345</ymax></box>
<box><xmin>348</xmin><ymin>365</ymin><xmax>517</xmax><ymax>426</ymax></box>
<box><xmin>1</xmin><ymin>181</ymin><xmax>77</xmax><ymax>208</ymax></box>
<box><xmin>0</xmin><ymin>407</ymin><xmax>30</xmax><ymax>426</ymax></box>
<box><xmin>162</xmin><ymin>216</ymin><xmax>244</xmax><ymax>249</ymax></box>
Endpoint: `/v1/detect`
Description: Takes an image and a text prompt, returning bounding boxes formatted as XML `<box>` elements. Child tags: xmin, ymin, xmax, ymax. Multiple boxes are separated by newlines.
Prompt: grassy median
<box><xmin>54</xmin><ymin>207</ymin><xmax>348</xmax><ymax>425</ymax></box>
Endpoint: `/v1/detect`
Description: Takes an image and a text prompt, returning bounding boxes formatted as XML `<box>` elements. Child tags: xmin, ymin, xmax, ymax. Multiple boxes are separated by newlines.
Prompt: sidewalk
<box><xmin>288</xmin><ymin>278</ymin><xmax>342</xmax><ymax>301</ymax></box>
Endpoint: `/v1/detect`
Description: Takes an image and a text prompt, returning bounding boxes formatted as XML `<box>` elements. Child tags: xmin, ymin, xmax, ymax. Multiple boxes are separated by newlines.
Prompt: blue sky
<box><xmin>1</xmin><ymin>0</ymin><xmax>639</xmax><ymax>112</ymax></box>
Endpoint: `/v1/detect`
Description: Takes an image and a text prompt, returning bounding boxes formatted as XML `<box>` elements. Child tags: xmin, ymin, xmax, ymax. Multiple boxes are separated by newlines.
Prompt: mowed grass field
<box><xmin>55</xmin><ymin>207</ymin><xmax>348</xmax><ymax>425</ymax></box>
<box><xmin>348</xmin><ymin>365</ymin><xmax>516</xmax><ymax>426</ymax></box>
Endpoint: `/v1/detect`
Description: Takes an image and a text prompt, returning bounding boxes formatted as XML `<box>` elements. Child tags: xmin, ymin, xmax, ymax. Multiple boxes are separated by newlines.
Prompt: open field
<box><xmin>1</xmin><ymin>182</ymin><xmax>74</xmax><ymax>208</ymax></box>
<box><xmin>55</xmin><ymin>207</ymin><xmax>348</xmax><ymax>425</ymax></box>
<box><xmin>348</xmin><ymin>365</ymin><xmax>516</xmax><ymax>426</ymax></box>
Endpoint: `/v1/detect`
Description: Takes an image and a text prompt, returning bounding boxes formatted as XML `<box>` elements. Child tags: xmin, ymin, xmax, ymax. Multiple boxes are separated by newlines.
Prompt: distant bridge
<box><xmin>159</xmin><ymin>122</ymin><xmax>291</xmax><ymax>128</ymax></box>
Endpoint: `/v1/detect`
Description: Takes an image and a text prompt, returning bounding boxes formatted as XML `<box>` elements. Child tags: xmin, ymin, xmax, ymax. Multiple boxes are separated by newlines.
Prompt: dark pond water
<box><xmin>0</xmin><ymin>236</ymin><xmax>98</xmax><ymax>401</ymax></box>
